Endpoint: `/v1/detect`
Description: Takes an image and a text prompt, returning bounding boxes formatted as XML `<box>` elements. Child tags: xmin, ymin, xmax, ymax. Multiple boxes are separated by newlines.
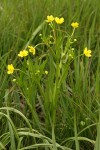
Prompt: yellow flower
<box><xmin>71</xmin><ymin>22</ymin><xmax>79</xmax><ymax>28</ymax></box>
<box><xmin>46</xmin><ymin>15</ymin><xmax>54</xmax><ymax>23</ymax></box>
<box><xmin>84</xmin><ymin>47</ymin><xmax>92</xmax><ymax>57</ymax></box>
<box><xmin>28</xmin><ymin>46</ymin><xmax>35</xmax><ymax>55</ymax></box>
<box><xmin>55</xmin><ymin>17</ymin><xmax>64</xmax><ymax>24</ymax></box>
<box><xmin>45</xmin><ymin>70</ymin><xmax>48</xmax><ymax>75</ymax></box>
<box><xmin>18</xmin><ymin>50</ymin><xmax>28</xmax><ymax>57</ymax></box>
<box><xmin>7</xmin><ymin>64</ymin><xmax>14</xmax><ymax>74</ymax></box>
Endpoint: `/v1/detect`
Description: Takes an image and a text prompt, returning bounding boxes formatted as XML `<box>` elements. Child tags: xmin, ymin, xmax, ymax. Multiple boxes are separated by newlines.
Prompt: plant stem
<box><xmin>74</xmin><ymin>110</ymin><xmax>80</xmax><ymax>150</ymax></box>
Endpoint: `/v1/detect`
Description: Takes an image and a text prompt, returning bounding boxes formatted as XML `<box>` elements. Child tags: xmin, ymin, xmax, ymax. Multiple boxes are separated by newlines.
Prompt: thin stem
<box><xmin>74</xmin><ymin>110</ymin><xmax>80</xmax><ymax>150</ymax></box>
<box><xmin>52</xmin><ymin>123</ymin><xmax>57</xmax><ymax>150</ymax></box>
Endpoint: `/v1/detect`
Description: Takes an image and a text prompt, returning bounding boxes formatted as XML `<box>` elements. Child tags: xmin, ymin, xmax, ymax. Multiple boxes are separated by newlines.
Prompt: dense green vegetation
<box><xmin>0</xmin><ymin>0</ymin><xmax>100</xmax><ymax>149</ymax></box>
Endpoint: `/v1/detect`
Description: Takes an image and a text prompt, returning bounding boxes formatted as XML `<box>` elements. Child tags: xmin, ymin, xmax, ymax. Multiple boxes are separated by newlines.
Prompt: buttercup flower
<box><xmin>7</xmin><ymin>64</ymin><xmax>14</xmax><ymax>74</ymax></box>
<box><xmin>71</xmin><ymin>22</ymin><xmax>79</xmax><ymax>28</ymax></box>
<box><xmin>55</xmin><ymin>17</ymin><xmax>64</xmax><ymax>24</ymax></box>
<box><xmin>18</xmin><ymin>50</ymin><xmax>28</xmax><ymax>57</ymax></box>
<box><xmin>84</xmin><ymin>47</ymin><xmax>92</xmax><ymax>57</ymax></box>
<box><xmin>46</xmin><ymin>15</ymin><xmax>54</xmax><ymax>23</ymax></box>
<box><xmin>28</xmin><ymin>46</ymin><xmax>35</xmax><ymax>55</ymax></box>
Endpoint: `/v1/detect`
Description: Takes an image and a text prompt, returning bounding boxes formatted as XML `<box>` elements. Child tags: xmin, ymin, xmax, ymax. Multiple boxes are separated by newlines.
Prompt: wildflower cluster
<box><xmin>18</xmin><ymin>46</ymin><xmax>35</xmax><ymax>58</ymax></box>
<box><xmin>7</xmin><ymin>46</ymin><xmax>36</xmax><ymax>74</ymax></box>
<box><xmin>46</xmin><ymin>15</ymin><xmax>64</xmax><ymax>24</ymax></box>
<box><xmin>7</xmin><ymin>15</ymin><xmax>92</xmax><ymax>75</ymax></box>
<box><xmin>7</xmin><ymin>45</ymin><xmax>48</xmax><ymax>75</ymax></box>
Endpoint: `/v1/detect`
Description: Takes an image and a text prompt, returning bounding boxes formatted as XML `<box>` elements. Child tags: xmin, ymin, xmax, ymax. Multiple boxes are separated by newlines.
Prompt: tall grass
<box><xmin>0</xmin><ymin>0</ymin><xmax>100</xmax><ymax>149</ymax></box>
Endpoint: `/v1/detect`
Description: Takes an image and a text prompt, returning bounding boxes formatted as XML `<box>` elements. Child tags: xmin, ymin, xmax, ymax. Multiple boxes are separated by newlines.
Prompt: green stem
<box><xmin>52</xmin><ymin>123</ymin><xmax>57</xmax><ymax>150</ymax></box>
<box><xmin>71</xmin><ymin>28</ymin><xmax>75</xmax><ymax>37</ymax></box>
<box><xmin>74</xmin><ymin>110</ymin><xmax>80</xmax><ymax>150</ymax></box>
<box><xmin>94</xmin><ymin>110</ymin><xmax>100</xmax><ymax>150</ymax></box>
